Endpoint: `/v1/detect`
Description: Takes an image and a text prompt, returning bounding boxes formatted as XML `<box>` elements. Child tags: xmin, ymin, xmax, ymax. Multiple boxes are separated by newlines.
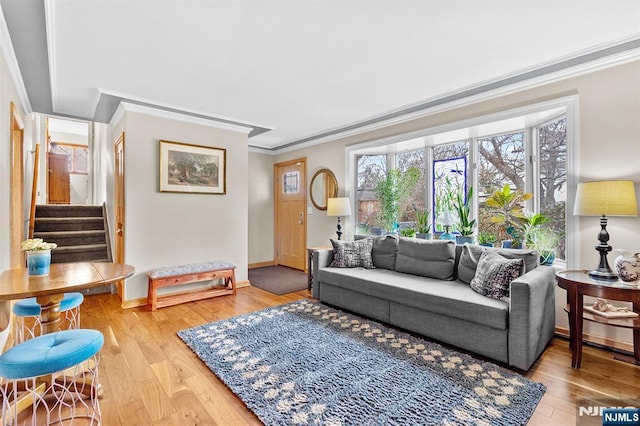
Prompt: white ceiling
<box><xmin>34</xmin><ymin>1</ymin><xmax>640</xmax><ymax>149</ymax></box>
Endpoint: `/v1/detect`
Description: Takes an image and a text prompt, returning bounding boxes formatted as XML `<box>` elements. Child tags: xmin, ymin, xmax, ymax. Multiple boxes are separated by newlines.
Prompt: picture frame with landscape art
<box><xmin>159</xmin><ymin>140</ymin><xmax>226</xmax><ymax>194</ymax></box>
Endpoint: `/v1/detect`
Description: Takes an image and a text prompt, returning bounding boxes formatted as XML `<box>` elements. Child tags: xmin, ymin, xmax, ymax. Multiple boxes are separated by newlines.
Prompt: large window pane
<box><xmin>355</xmin><ymin>154</ymin><xmax>387</xmax><ymax>234</ymax></box>
<box><xmin>396</xmin><ymin>150</ymin><xmax>425</xmax><ymax>223</ymax></box>
<box><xmin>477</xmin><ymin>132</ymin><xmax>525</xmax><ymax>237</ymax></box>
<box><xmin>432</xmin><ymin>142</ymin><xmax>468</xmax><ymax>231</ymax></box>
<box><xmin>539</xmin><ymin>118</ymin><xmax>567</xmax><ymax>259</ymax></box>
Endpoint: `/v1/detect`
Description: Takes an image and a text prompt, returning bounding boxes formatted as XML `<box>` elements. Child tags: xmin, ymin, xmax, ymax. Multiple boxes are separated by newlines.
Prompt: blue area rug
<box><xmin>178</xmin><ymin>300</ymin><xmax>545</xmax><ymax>425</ymax></box>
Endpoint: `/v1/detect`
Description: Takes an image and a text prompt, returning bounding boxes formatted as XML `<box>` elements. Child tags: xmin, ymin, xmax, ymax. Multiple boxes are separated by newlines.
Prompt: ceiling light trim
<box><xmin>272</xmin><ymin>36</ymin><xmax>640</xmax><ymax>154</ymax></box>
<box><xmin>0</xmin><ymin>5</ymin><xmax>31</xmax><ymax>114</ymax></box>
<box><xmin>113</xmin><ymin>102</ymin><xmax>254</xmax><ymax>134</ymax></box>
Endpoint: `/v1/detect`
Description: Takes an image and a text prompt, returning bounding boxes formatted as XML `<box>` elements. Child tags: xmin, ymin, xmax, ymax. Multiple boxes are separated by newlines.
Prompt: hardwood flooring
<box><xmin>79</xmin><ymin>287</ymin><xmax>639</xmax><ymax>425</ymax></box>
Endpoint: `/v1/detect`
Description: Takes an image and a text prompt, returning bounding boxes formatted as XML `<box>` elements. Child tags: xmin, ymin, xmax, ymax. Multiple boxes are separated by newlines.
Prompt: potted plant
<box><xmin>454</xmin><ymin>186</ymin><xmax>476</xmax><ymax>244</ymax></box>
<box><xmin>414</xmin><ymin>208</ymin><xmax>431</xmax><ymax>239</ymax></box>
<box><xmin>485</xmin><ymin>184</ymin><xmax>533</xmax><ymax>248</ymax></box>
<box><xmin>477</xmin><ymin>232</ymin><xmax>497</xmax><ymax>247</ymax></box>
<box><xmin>374</xmin><ymin>167</ymin><xmax>420</xmax><ymax>234</ymax></box>
<box><xmin>399</xmin><ymin>227</ymin><xmax>416</xmax><ymax>238</ymax></box>
<box><xmin>528</xmin><ymin>227</ymin><xmax>561</xmax><ymax>265</ymax></box>
<box><xmin>21</xmin><ymin>238</ymin><xmax>57</xmax><ymax>276</ymax></box>
<box><xmin>522</xmin><ymin>212</ymin><xmax>550</xmax><ymax>249</ymax></box>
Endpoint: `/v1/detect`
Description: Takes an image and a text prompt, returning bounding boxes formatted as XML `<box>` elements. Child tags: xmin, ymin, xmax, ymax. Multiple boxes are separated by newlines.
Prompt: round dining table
<box><xmin>0</xmin><ymin>262</ymin><xmax>135</xmax><ymax>334</ymax></box>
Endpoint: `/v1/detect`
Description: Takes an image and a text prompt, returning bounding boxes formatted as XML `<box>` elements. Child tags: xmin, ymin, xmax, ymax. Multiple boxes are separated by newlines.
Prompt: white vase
<box><xmin>613</xmin><ymin>249</ymin><xmax>640</xmax><ymax>285</ymax></box>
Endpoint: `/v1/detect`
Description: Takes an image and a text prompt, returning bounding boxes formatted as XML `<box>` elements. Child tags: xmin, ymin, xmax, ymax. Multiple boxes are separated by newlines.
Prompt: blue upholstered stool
<box><xmin>0</xmin><ymin>329</ymin><xmax>103</xmax><ymax>425</ymax></box>
<box><xmin>13</xmin><ymin>292</ymin><xmax>84</xmax><ymax>344</ymax></box>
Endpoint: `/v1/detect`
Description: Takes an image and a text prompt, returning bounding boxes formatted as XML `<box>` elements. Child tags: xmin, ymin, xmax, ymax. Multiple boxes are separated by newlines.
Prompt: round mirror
<box><xmin>310</xmin><ymin>168</ymin><xmax>338</xmax><ymax>210</ymax></box>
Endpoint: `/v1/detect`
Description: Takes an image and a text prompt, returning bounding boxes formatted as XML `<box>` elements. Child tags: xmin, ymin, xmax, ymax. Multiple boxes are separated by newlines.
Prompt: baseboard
<box><xmin>121</xmin><ymin>280</ymin><xmax>252</xmax><ymax>309</ymax></box>
<box><xmin>249</xmin><ymin>261</ymin><xmax>275</xmax><ymax>269</ymax></box>
<box><xmin>554</xmin><ymin>326</ymin><xmax>634</xmax><ymax>353</ymax></box>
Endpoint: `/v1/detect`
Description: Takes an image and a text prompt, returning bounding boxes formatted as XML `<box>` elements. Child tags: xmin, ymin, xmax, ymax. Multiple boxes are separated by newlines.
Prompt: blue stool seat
<box><xmin>0</xmin><ymin>329</ymin><xmax>103</xmax><ymax>379</ymax></box>
<box><xmin>12</xmin><ymin>292</ymin><xmax>84</xmax><ymax>316</ymax></box>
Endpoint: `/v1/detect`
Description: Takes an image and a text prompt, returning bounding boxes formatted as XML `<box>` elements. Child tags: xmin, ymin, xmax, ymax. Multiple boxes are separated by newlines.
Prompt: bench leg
<box><xmin>147</xmin><ymin>278</ymin><xmax>158</xmax><ymax>311</ymax></box>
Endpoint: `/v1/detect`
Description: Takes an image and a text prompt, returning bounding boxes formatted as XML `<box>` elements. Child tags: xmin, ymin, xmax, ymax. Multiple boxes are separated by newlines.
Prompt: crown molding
<box><xmin>271</xmin><ymin>35</ymin><xmax>640</xmax><ymax>154</ymax></box>
<box><xmin>110</xmin><ymin>101</ymin><xmax>254</xmax><ymax>134</ymax></box>
<box><xmin>0</xmin><ymin>5</ymin><xmax>31</xmax><ymax>114</ymax></box>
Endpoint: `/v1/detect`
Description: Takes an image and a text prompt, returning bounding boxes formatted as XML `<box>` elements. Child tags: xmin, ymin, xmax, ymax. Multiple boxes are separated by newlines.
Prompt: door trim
<box><xmin>10</xmin><ymin>102</ymin><xmax>24</xmax><ymax>269</ymax></box>
<box><xmin>114</xmin><ymin>132</ymin><xmax>126</xmax><ymax>300</ymax></box>
<box><xmin>274</xmin><ymin>157</ymin><xmax>307</xmax><ymax>269</ymax></box>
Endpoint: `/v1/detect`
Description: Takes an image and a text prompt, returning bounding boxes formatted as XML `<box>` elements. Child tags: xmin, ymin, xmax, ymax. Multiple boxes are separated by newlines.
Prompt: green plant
<box><xmin>413</xmin><ymin>207</ymin><xmax>431</xmax><ymax>233</ymax></box>
<box><xmin>399</xmin><ymin>228</ymin><xmax>416</xmax><ymax>238</ymax></box>
<box><xmin>374</xmin><ymin>167</ymin><xmax>420</xmax><ymax>233</ymax></box>
<box><xmin>485</xmin><ymin>184</ymin><xmax>533</xmax><ymax>243</ymax></box>
<box><xmin>454</xmin><ymin>186</ymin><xmax>476</xmax><ymax>236</ymax></box>
<box><xmin>522</xmin><ymin>211</ymin><xmax>550</xmax><ymax>248</ymax></box>
<box><xmin>528</xmin><ymin>227</ymin><xmax>561</xmax><ymax>252</ymax></box>
<box><xmin>477</xmin><ymin>232</ymin><xmax>497</xmax><ymax>245</ymax></box>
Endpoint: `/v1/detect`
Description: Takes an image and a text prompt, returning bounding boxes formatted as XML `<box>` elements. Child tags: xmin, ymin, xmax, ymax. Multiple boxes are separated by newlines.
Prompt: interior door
<box><xmin>274</xmin><ymin>158</ymin><xmax>306</xmax><ymax>270</ymax></box>
<box><xmin>47</xmin><ymin>152</ymin><xmax>70</xmax><ymax>204</ymax></box>
<box><xmin>114</xmin><ymin>133</ymin><xmax>126</xmax><ymax>299</ymax></box>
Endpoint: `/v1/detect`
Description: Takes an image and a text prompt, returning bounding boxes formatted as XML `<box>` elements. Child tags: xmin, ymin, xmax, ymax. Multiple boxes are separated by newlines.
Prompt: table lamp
<box><xmin>573</xmin><ymin>180</ymin><xmax>638</xmax><ymax>280</ymax></box>
<box><xmin>438</xmin><ymin>210</ymin><xmax>457</xmax><ymax>241</ymax></box>
<box><xmin>327</xmin><ymin>197</ymin><xmax>352</xmax><ymax>240</ymax></box>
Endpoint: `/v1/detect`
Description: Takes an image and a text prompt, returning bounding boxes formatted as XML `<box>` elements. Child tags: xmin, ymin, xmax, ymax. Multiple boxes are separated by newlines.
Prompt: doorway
<box><xmin>274</xmin><ymin>158</ymin><xmax>307</xmax><ymax>271</ymax></box>
<box><xmin>46</xmin><ymin>117</ymin><xmax>91</xmax><ymax>205</ymax></box>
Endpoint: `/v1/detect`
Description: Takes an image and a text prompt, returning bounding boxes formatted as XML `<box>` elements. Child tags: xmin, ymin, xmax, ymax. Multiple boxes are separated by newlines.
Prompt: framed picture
<box><xmin>159</xmin><ymin>140</ymin><xmax>226</xmax><ymax>194</ymax></box>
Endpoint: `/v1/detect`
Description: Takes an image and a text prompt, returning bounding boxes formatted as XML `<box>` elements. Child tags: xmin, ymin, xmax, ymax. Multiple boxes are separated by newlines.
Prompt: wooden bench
<box><xmin>147</xmin><ymin>261</ymin><xmax>236</xmax><ymax>311</ymax></box>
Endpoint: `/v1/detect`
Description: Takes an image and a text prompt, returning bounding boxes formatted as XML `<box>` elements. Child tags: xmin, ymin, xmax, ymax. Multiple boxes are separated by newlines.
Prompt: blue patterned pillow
<box><xmin>470</xmin><ymin>250</ymin><xmax>524</xmax><ymax>302</ymax></box>
<box><xmin>329</xmin><ymin>238</ymin><xmax>375</xmax><ymax>269</ymax></box>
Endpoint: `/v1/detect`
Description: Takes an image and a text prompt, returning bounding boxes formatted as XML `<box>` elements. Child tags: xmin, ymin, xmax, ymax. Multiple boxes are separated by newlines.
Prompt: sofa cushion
<box><xmin>470</xmin><ymin>251</ymin><xmax>524</xmax><ymax>302</ymax></box>
<box><xmin>457</xmin><ymin>244</ymin><xmax>538</xmax><ymax>284</ymax></box>
<box><xmin>371</xmin><ymin>235</ymin><xmax>399</xmax><ymax>270</ymax></box>
<box><xmin>329</xmin><ymin>238</ymin><xmax>375</xmax><ymax>269</ymax></box>
<box><xmin>394</xmin><ymin>239</ymin><xmax>455</xmax><ymax>280</ymax></box>
<box><xmin>318</xmin><ymin>267</ymin><xmax>508</xmax><ymax>330</ymax></box>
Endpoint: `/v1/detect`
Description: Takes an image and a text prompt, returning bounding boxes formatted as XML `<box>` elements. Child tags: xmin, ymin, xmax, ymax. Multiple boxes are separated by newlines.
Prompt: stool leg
<box><xmin>49</xmin><ymin>353</ymin><xmax>101</xmax><ymax>424</ymax></box>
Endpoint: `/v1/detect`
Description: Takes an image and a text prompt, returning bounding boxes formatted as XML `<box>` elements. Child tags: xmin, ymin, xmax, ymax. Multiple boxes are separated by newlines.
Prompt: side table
<box><xmin>556</xmin><ymin>270</ymin><xmax>640</xmax><ymax>368</ymax></box>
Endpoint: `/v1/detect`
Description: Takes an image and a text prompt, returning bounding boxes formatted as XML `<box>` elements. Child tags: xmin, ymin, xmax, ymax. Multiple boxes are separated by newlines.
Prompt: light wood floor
<box><xmin>79</xmin><ymin>287</ymin><xmax>640</xmax><ymax>425</ymax></box>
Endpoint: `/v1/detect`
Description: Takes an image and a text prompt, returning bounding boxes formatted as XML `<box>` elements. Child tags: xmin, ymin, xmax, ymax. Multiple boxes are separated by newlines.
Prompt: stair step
<box><xmin>35</xmin><ymin>205</ymin><xmax>104</xmax><ymax>218</ymax></box>
<box><xmin>33</xmin><ymin>230</ymin><xmax>107</xmax><ymax>247</ymax></box>
<box><xmin>54</xmin><ymin>244</ymin><xmax>108</xmax><ymax>253</ymax></box>
<box><xmin>51</xmin><ymin>244</ymin><xmax>109</xmax><ymax>264</ymax></box>
<box><xmin>34</xmin><ymin>217</ymin><xmax>105</xmax><ymax>232</ymax></box>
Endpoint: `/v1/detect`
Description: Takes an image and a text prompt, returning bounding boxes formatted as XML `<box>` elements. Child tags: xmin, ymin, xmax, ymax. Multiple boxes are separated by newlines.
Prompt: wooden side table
<box><xmin>556</xmin><ymin>270</ymin><xmax>640</xmax><ymax>368</ymax></box>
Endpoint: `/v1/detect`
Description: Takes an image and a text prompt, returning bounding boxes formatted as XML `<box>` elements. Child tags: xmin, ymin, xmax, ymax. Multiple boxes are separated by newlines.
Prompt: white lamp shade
<box><xmin>574</xmin><ymin>180</ymin><xmax>638</xmax><ymax>217</ymax></box>
<box><xmin>327</xmin><ymin>197</ymin><xmax>352</xmax><ymax>217</ymax></box>
<box><xmin>438</xmin><ymin>210</ymin><xmax>456</xmax><ymax>226</ymax></box>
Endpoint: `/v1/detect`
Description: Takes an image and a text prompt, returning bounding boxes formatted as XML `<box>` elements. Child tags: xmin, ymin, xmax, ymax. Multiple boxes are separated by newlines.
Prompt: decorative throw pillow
<box><xmin>470</xmin><ymin>250</ymin><xmax>524</xmax><ymax>302</ymax></box>
<box><xmin>329</xmin><ymin>238</ymin><xmax>375</xmax><ymax>269</ymax></box>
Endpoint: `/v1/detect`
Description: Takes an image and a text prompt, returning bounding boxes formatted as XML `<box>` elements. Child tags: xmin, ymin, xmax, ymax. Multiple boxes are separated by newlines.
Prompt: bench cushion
<box><xmin>148</xmin><ymin>260</ymin><xmax>236</xmax><ymax>279</ymax></box>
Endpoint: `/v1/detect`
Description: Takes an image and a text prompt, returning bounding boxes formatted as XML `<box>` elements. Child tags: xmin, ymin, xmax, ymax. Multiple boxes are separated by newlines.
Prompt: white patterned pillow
<box><xmin>470</xmin><ymin>250</ymin><xmax>524</xmax><ymax>302</ymax></box>
<box><xmin>329</xmin><ymin>238</ymin><xmax>375</xmax><ymax>269</ymax></box>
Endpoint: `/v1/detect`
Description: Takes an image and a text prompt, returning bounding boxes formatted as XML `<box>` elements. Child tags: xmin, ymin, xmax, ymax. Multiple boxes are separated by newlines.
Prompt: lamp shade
<box><xmin>573</xmin><ymin>180</ymin><xmax>638</xmax><ymax>217</ymax></box>
<box><xmin>327</xmin><ymin>197</ymin><xmax>352</xmax><ymax>217</ymax></box>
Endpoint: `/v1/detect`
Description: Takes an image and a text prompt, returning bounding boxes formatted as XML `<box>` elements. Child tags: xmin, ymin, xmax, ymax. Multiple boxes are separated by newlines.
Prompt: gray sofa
<box><xmin>311</xmin><ymin>236</ymin><xmax>556</xmax><ymax>371</ymax></box>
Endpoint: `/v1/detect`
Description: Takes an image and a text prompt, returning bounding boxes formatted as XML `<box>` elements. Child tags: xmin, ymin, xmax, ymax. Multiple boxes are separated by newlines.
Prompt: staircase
<box><xmin>32</xmin><ymin>204</ymin><xmax>114</xmax><ymax>294</ymax></box>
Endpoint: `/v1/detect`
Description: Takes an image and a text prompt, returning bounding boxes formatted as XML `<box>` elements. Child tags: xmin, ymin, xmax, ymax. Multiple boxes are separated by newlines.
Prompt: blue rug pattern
<box><xmin>178</xmin><ymin>300</ymin><xmax>545</xmax><ymax>425</ymax></box>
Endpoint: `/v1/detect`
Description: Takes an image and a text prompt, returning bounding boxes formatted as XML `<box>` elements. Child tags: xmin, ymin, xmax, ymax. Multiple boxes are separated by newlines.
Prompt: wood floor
<box><xmin>79</xmin><ymin>286</ymin><xmax>640</xmax><ymax>425</ymax></box>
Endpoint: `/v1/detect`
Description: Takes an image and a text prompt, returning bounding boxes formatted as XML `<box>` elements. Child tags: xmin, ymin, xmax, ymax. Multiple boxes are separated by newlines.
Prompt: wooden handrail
<box><xmin>28</xmin><ymin>144</ymin><xmax>40</xmax><ymax>239</ymax></box>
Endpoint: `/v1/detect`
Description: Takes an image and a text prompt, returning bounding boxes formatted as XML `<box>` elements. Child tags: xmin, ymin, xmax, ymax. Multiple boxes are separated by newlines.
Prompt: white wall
<box><xmin>248</xmin><ymin>59</ymin><xmax>640</xmax><ymax>347</ymax></box>
<box><xmin>0</xmin><ymin>18</ymin><xmax>29</xmax><ymax>348</ymax></box>
<box><xmin>110</xmin><ymin>111</ymin><xmax>250</xmax><ymax>301</ymax></box>
<box><xmin>248</xmin><ymin>152</ymin><xmax>274</xmax><ymax>265</ymax></box>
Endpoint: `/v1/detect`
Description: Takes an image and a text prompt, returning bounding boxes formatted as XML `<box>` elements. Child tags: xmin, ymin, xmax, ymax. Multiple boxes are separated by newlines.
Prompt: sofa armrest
<box><xmin>507</xmin><ymin>265</ymin><xmax>556</xmax><ymax>370</ymax></box>
<box><xmin>312</xmin><ymin>249</ymin><xmax>333</xmax><ymax>299</ymax></box>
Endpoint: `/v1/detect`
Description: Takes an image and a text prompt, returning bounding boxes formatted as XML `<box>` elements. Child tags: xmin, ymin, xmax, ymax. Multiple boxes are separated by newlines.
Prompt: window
<box><xmin>51</xmin><ymin>143</ymin><xmax>89</xmax><ymax>174</ymax></box>
<box><xmin>537</xmin><ymin>118</ymin><xmax>567</xmax><ymax>259</ymax></box>
<box><xmin>432</xmin><ymin>142</ymin><xmax>468</xmax><ymax>231</ymax></box>
<box><xmin>349</xmin><ymin>102</ymin><xmax>570</xmax><ymax>264</ymax></box>
<box><xmin>355</xmin><ymin>154</ymin><xmax>387</xmax><ymax>234</ymax></box>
